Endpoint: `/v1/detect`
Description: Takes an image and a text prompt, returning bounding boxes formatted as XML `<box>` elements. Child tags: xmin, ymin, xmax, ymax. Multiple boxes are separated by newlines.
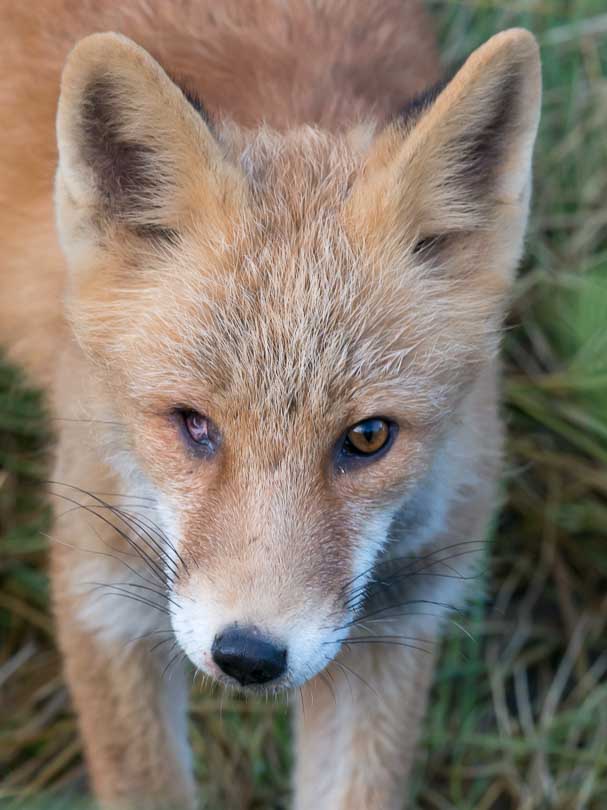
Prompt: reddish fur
<box><xmin>0</xmin><ymin>3</ymin><xmax>541</xmax><ymax>808</ymax></box>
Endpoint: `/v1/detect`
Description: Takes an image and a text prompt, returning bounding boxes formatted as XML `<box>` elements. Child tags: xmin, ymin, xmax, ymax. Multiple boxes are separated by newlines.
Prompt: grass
<box><xmin>1</xmin><ymin>0</ymin><xmax>607</xmax><ymax>807</ymax></box>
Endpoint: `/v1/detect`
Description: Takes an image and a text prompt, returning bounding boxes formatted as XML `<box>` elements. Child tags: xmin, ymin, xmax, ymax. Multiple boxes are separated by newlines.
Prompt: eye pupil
<box><xmin>361</xmin><ymin>426</ymin><xmax>376</xmax><ymax>444</ymax></box>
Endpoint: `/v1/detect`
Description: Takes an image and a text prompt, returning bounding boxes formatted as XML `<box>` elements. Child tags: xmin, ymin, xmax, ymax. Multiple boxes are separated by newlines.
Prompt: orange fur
<box><xmin>0</xmin><ymin>3</ymin><xmax>541</xmax><ymax>808</ymax></box>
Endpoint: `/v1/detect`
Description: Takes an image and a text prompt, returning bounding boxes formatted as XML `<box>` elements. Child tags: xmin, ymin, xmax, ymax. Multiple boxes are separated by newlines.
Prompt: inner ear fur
<box><xmin>56</xmin><ymin>32</ymin><xmax>243</xmax><ymax>235</ymax></box>
<box><xmin>347</xmin><ymin>29</ymin><xmax>542</xmax><ymax>270</ymax></box>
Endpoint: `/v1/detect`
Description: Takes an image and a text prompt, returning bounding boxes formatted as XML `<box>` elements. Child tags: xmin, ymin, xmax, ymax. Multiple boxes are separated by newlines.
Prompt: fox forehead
<box><xmin>117</xmin><ymin>131</ymin><xmax>412</xmax><ymax>405</ymax></box>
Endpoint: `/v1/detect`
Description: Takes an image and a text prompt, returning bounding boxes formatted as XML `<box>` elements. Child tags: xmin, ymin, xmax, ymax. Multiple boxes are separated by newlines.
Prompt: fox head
<box><xmin>55</xmin><ymin>30</ymin><xmax>541</xmax><ymax>689</ymax></box>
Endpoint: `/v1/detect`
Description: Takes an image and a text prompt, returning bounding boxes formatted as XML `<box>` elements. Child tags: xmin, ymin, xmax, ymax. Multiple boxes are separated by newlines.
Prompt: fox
<box><xmin>0</xmin><ymin>1</ymin><xmax>542</xmax><ymax>808</ymax></box>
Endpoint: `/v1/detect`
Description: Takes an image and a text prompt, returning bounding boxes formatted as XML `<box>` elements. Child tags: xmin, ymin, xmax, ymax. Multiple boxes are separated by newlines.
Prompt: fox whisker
<box><xmin>127</xmin><ymin>628</ymin><xmax>175</xmax><ymax>645</ymax></box>
<box><xmin>109</xmin><ymin>506</ymin><xmax>183</xmax><ymax>581</ymax></box>
<box><xmin>161</xmin><ymin>644</ymin><xmax>185</xmax><ymax>681</ymax></box>
<box><xmin>338</xmin><ymin>539</ymin><xmax>488</xmax><ymax>602</ymax></box>
<box><xmin>151</xmin><ymin>636</ymin><xmax>179</xmax><ymax>656</ymax></box>
<box><xmin>46</xmin><ymin>481</ymin><xmax>185</xmax><ymax>581</ymax></box>
<box><xmin>353</xmin><ymin>612</ymin><xmax>476</xmax><ymax>644</ymax></box>
<box><xmin>335</xmin><ymin>637</ymin><xmax>434</xmax><ymax>655</ymax></box>
<box><xmin>92</xmin><ymin>586</ymin><xmax>172</xmax><ymax>616</ymax></box>
<box><xmin>49</xmin><ymin>416</ymin><xmax>128</xmax><ymax>427</ymax></box>
<box><xmin>47</xmin><ymin>488</ymin><xmax>170</xmax><ymax>586</ymax></box>
<box><xmin>332</xmin><ymin>657</ymin><xmax>379</xmax><ymax>700</ymax></box>
<box><xmin>318</xmin><ymin>669</ymin><xmax>337</xmax><ymax>706</ymax></box>
<box><xmin>86</xmin><ymin>579</ymin><xmax>181</xmax><ymax>611</ymax></box>
<box><xmin>108</xmin><ymin>502</ymin><xmax>191</xmax><ymax>577</ymax></box>
<box><xmin>43</xmin><ymin>533</ymin><xmax>173</xmax><ymax>608</ymax></box>
<box><xmin>63</xmin><ymin>499</ymin><xmax>182</xmax><ymax>583</ymax></box>
<box><xmin>344</xmin><ymin>545</ymin><xmax>487</xmax><ymax>610</ymax></box>
<box><xmin>336</xmin><ymin>598</ymin><xmax>464</xmax><ymax>630</ymax></box>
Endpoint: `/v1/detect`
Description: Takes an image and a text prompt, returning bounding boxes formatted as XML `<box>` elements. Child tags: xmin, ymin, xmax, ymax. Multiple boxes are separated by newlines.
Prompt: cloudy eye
<box><xmin>340</xmin><ymin>418</ymin><xmax>396</xmax><ymax>462</ymax></box>
<box><xmin>177</xmin><ymin>409</ymin><xmax>220</xmax><ymax>456</ymax></box>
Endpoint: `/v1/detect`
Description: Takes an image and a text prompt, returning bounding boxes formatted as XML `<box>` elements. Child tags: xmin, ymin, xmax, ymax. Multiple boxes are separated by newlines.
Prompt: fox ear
<box><xmin>56</xmin><ymin>33</ymin><xmax>241</xmax><ymax>242</ymax></box>
<box><xmin>347</xmin><ymin>29</ymin><xmax>542</xmax><ymax>284</ymax></box>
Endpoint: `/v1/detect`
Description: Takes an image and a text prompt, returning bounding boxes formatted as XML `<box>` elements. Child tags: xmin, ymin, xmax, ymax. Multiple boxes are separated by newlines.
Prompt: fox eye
<box><xmin>340</xmin><ymin>418</ymin><xmax>395</xmax><ymax>461</ymax></box>
<box><xmin>177</xmin><ymin>409</ymin><xmax>220</xmax><ymax>455</ymax></box>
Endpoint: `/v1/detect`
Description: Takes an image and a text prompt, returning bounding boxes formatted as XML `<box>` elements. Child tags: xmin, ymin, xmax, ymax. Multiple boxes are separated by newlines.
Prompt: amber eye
<box><xmin>341</xmin><ymin>418</ymin><xmax>393</xmax><ymax>459</ymax></box>
<box><xmin>178</xmin><ymin>409</ymin><xmax>220</xmax><ymax>455</ymax></box>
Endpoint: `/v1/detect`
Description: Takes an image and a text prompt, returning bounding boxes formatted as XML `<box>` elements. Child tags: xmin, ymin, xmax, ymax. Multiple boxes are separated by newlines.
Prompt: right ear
<box><xmin>55</xmin><ymin>33</ymin><xmax>244</xmax><ymax>247</ymax></box>
<box><xmin>346</xmin><ymin>29</ymin><xmax>541</xmax><ymax>286</ymax></box>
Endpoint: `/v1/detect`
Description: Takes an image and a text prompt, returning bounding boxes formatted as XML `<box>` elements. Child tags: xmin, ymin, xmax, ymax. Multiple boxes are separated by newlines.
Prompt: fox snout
<box><xmin>168</xmin><ymin>522</ymin><xmax>353</xmax><ymax>690</ymax></box>
<box><xmin>211</xmin><ymin>625</ymin><xmax>288</xmax><ymax>686</ymax></box>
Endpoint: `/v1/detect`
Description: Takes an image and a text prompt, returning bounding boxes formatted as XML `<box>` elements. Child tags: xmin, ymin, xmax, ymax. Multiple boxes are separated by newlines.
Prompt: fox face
<box><xmin>55</xmin><ymin>32</ymin><xmax>540</xmax><ymax>689</ymax></box>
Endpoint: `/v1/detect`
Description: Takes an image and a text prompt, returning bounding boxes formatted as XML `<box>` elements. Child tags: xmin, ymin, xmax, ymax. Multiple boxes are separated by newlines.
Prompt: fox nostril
<box><xmin>211</xmin><ymin>625</ymin><xmax>287</xmax><ymax>686</ymax></box>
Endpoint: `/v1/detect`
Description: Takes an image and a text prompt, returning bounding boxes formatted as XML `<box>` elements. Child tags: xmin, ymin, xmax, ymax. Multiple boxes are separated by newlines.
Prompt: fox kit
<box><xmin>0</xmin><ymin>1</ymin><xmax>541</xmax><ymax>807</ymax></box>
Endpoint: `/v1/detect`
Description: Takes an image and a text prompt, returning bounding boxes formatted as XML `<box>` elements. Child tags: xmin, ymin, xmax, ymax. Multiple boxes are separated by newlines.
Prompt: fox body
<box><xmin>0</xmin><ymin>2</ymin><xmax>541</xmax><ymax>808</ymax></box>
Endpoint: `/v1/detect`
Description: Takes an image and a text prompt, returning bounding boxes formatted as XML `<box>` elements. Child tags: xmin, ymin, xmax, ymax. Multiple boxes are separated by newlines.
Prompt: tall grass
<box><xmin>1</xmin><ymin>1</ymin><xmax>606</xmax><ymax>807</ymax></box>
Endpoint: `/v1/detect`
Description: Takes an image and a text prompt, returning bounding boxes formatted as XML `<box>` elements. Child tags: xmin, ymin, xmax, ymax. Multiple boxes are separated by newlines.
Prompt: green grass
<box><xmin>2</xmin><ymin>1</ymin><xmax>607</xmax><ymax>807</ymax></box>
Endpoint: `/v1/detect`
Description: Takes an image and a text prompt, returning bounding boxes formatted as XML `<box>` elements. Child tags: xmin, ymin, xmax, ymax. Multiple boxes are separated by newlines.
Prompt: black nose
<box><xmin>211</xmin><ymin>625</ymin><xmax>287</xmax><ymax>686</ymax></box>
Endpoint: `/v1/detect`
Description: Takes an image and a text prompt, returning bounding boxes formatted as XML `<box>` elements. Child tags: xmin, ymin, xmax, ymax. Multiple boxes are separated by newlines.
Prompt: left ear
<box><xmin>55</xmin><ymin>32</ymin><xmax>245</xmax><ymax>248</ymax></box>
<box><xmin>347</xmin><ymin>28</ymin><xmax>542</xmax><ymax>285</ymax></box>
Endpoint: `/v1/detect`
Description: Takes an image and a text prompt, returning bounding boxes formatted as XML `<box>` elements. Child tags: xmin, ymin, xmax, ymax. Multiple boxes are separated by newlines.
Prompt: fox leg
<box><xmin>51</xmin><ymin>517</ymin><xmax>196</xmax><ymax>809</ymax></box>
<box><xmin>293</xmin><ymin>637</ymin><xmax>436</xmax><ymax>810</ymax></box>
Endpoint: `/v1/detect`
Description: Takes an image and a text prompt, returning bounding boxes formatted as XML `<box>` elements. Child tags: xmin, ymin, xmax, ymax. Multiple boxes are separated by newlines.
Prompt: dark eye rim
<box><xmin>173</xmin><ymin>407</ymin><xmax>221</xmax><ymax>457</ymax></box>
<box><xmin>336</xmin><ymin>417</ymin><xmax>398</xmax><ymax>468</ymax></box>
